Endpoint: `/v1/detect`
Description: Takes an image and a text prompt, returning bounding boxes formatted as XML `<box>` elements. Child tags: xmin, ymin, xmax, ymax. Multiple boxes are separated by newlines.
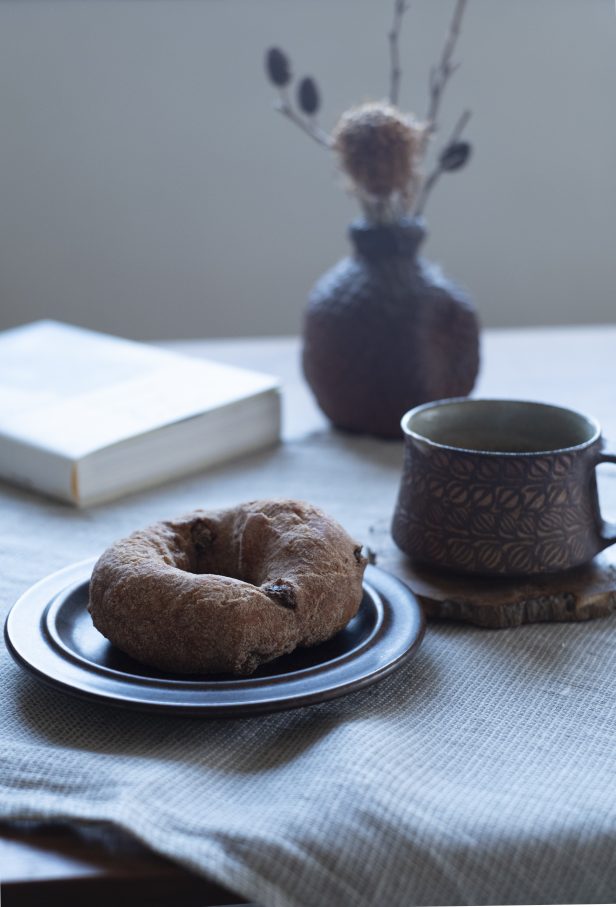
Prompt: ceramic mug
<box><xmin>391</xmin><ymin>399</ymin><xmax>616</xmax><ymax>576</ymax></box>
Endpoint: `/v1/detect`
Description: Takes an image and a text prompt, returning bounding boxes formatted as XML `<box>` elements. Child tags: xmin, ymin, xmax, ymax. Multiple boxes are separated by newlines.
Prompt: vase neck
<box><xmin>349</xmin><ymin>217</ymin><xmax>426</xmax><ymax>261</ymax></box>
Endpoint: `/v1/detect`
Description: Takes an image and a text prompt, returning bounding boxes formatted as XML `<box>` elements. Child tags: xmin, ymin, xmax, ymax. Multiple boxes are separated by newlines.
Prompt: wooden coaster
<box><xmin>370</xmin><ymin>523</ymin><xmax>616</xmax><ymax>628</ymax></box>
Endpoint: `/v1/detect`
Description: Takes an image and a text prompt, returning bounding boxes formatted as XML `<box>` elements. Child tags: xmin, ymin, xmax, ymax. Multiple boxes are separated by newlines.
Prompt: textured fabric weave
<box><xmin>1</xmin><ymin>431</ymin><xmax>616</xmax><ymax>906</ymax></box>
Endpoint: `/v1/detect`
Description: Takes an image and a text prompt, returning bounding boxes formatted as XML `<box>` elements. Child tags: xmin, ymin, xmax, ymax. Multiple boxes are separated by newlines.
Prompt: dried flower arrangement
<box><xmin>263</xmin><ymin>0</ymin><xmax>480</xmax><ymax>439</ymax></box>
<box><xmin>265</xmin><ymin>0</ymin><xmax>472</xmax><ymax>224</ymax></box>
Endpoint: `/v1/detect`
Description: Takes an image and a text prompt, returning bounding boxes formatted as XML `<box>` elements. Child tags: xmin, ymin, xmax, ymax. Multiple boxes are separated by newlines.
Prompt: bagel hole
<box><xmin>188</xmin><ymin>519</ymin><xmax>281</xmax><ymax>588</ymax></box>
<box><xmin>189</xmin><ymin>538</ymin><xmax>254</xmax><ymax>584</ymax></box>
<box><xmin>190</xmin><ymin>521</ymin><xmax>233</xmax><ymax>575</ymax></box>
<box><xmin>191</xmin><ymin>520</ymin><xmax>215</xmax><ymax>553</ymax></box>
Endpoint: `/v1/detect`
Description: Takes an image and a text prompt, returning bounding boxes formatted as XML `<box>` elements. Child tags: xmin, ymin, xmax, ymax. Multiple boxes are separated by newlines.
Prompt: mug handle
<box><xmin>597</xmin><ymin>446</ymin><xmax>616</xmax><ymax>547</ymax></box>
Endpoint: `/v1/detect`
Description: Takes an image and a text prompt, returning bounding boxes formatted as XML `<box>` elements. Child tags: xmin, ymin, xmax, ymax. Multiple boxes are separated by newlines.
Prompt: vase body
<box><xmin>302</xmin><ymin>218</ymin><xmax>480</xmax><ymax>439</ymax></box>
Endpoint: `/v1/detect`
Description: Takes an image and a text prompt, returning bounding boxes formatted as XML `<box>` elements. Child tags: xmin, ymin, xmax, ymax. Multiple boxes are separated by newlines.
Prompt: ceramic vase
<box><xmin>302</xmin><ymin>217</ymin><xmax>480</xmax><ymax>439</ymax></box>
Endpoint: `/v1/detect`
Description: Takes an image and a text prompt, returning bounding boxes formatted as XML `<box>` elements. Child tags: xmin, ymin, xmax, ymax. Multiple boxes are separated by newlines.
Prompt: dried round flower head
<box><xmin>333</xmin><ymin>102</ymin><xmax>424</xmax><ymax>201</ymax></box>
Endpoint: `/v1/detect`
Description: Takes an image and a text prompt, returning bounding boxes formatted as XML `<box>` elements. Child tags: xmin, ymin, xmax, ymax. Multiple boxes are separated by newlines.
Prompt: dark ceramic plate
<box><xmin>4</xmin><ymin>559</ymin><xmax>425</xmax><ymax>716</ymax></box>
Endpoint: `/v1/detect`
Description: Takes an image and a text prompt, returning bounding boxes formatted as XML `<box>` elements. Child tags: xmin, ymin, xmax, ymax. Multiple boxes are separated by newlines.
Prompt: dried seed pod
<box><xmin>439</xmin><ymin>141</ymin><xmax>472</xmax><ymax>171</ymax></box>
<box><xmin>265</xmin><ymin>47</ymin><xmax>291</xmax><ymax>87</ymax></box>
<box><xmin>297</xmin><ymin>77</ymin><xmax>320</xmax><ymax>115</ymax></box>
<box><xmin>333</xmin><ymin>102</ymin><xmax>425</xmax><ymax>199</ymax></box>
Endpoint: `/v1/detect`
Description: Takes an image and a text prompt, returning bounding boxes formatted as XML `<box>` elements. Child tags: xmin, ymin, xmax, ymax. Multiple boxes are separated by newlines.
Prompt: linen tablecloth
<box><xmin>2</xmin><ymin>331</ymin><xmax>616</xmax><ymax>906</ymax></box>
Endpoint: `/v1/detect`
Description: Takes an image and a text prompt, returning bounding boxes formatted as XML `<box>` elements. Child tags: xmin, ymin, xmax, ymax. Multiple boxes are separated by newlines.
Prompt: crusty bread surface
<box><xmin>88</xmin><ymin>499</ymin><xmax>368</xmax><ymax>675</ymax></box>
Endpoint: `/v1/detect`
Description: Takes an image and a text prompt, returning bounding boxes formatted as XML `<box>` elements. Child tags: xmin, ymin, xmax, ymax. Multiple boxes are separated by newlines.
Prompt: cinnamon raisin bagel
<box><xmin>88</xmin><ymin>499</ymin><xmax>368</xmax><ymax>675</ymax></box>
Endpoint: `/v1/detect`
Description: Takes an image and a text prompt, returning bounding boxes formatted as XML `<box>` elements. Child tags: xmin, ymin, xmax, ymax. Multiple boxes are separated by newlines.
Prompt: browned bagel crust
<box><xmin>88</xmin><ymin>500</ymin><xmax>368</xmax><ymax>675</ymax></box>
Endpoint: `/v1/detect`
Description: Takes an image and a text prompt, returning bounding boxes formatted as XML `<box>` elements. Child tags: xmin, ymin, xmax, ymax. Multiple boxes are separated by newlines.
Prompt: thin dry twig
<box><xmin>413</xmin><ymin>108</ymin><xmax>471</xmax><ymax>216</ymax></box>
<box><xmin>388</xmin><ymin>0</ymin><xmax>410</xmax><ymax>106</ymax></box>
<box><xmin>275</xmin><ymin>89</ymin><xmax>332</xmax><ymax>148</ymax></box>
<box><xmin>444</xmin><ymin>107</ymin><xmax>471</xmax><ymax>147</ymax></box>
<box><xmin>425</xmin><ymin>0</ymin><xmax>468</xmax><ymax>136</ymax></box>
<box><xmin>274</xmin><ymin>104</ymin><xmax>331</xmax><ymax>148</ymax></box>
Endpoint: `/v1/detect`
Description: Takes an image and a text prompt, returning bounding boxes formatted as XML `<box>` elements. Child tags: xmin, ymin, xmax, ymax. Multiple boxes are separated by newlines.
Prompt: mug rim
<box><xmin>400</xmin><ymin>397</ymin><xmax>601</xmax><ymax>457</ymax></box>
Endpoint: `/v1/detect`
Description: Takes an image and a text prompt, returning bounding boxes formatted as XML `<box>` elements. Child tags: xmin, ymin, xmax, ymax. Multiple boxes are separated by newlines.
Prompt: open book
<box><xmin>0</xmin><ymin>321</ymin><xmax>281</xmax><ymax>506</ymax></box>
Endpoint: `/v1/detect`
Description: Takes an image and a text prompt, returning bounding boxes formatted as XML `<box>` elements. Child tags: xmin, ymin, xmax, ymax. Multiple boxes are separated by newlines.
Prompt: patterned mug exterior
<box><xmin>392</xmin><ymin>399</ymin><xmax>616</xmax><ymax>577</ymax></box>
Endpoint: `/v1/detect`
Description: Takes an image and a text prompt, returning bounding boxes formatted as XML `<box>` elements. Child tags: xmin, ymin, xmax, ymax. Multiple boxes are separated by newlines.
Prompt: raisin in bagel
<box><xmin>88</xmin><ymin>499</ymin><xmax>368</xmax><ymax>675</ymax></box>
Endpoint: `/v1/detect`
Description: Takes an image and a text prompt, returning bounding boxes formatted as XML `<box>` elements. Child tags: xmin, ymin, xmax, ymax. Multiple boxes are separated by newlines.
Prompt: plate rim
<box><xmin>5</xmin><ymin>558</ymin><xmax>425</xmax><ymax>717</ymax></box>
<box><xmin>43</xmin><ymin>580</ymin><xmax>389</xmax><ymax>686</ymax></box>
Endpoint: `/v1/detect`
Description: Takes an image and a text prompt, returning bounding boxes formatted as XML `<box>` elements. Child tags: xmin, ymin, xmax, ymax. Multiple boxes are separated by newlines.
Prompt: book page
<box><xmin>0</xmin><ymin>321</ymin><xmax>279</xmax><ymax>458</ymax></box>
<box><xmin>0</xmin><ymin>320</ymin><xmax>165</xmax><ymax>415</ymax></box>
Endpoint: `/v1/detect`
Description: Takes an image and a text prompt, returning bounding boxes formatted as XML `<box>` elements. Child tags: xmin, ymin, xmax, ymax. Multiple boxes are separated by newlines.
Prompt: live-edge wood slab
<box><xmin>372</xmin><ymin>525</ymin><xmax>616</xmax><ymax>628</ymax></box>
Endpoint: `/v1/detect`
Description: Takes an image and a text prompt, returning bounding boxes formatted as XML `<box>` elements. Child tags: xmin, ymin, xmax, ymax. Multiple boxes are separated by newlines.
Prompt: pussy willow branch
<box><xmin>413</xmin><ymin>109</ymin><xmax>471</xmax><ymax>216</ymax></box>
<box><xmin>388</xmin><ymin>0</ymin><xmax>410</xmax><ymax>106</ymax></box>
<box><xmin>425</xmin><ymin>0</ymin><xmax>468</xmax><ymax>138</ymax></box>
<box><xmin>275</xmin><ymin>88</ymin><xmax>332</xmax><ymax>148</ymax></box>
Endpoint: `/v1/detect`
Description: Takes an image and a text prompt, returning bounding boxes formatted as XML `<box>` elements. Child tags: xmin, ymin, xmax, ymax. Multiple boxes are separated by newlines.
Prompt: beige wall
<box><xmin>0</xmin><ymin>0</ymin><xmax>614</xmax><ymax>340</ymax></box>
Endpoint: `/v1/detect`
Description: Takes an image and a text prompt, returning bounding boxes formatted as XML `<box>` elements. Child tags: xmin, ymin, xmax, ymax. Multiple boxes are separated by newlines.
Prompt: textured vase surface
<box><xmin>302</xmin><ymin>218</ymin><xmax>480</xmax><ymax>438</ymax></box>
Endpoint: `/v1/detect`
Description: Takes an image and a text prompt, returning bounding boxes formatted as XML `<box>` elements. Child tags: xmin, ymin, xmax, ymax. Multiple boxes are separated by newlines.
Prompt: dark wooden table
<box><xmin>1</xmin><ymin>823</ymin><xmax>252</xmax><ymax>906</ymax></box>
